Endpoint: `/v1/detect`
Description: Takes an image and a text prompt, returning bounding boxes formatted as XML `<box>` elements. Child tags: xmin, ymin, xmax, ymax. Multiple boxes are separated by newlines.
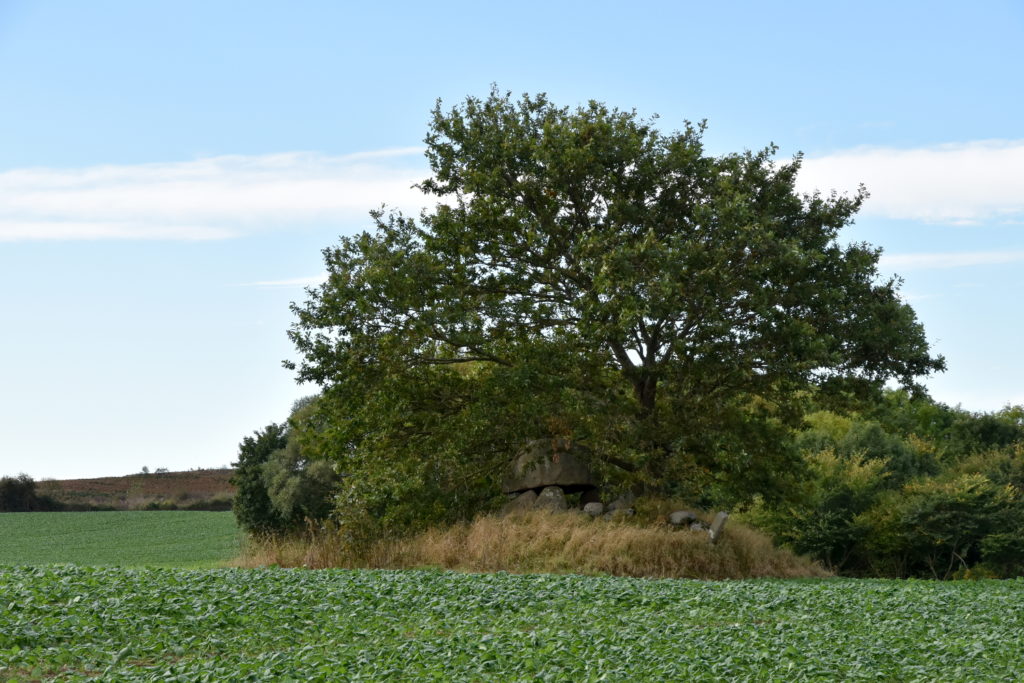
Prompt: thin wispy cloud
<box><xmin>880</xmin><ymin>249</ymin><xmax>1024</xmax><ymax>270</ymax></box>
<box><xmin>0</xmin><ymin>220</ymin><xmax>237</xmax><ymax>241</ymax></box>
<box><xmin>7</xmin><ymin>139</ymin><xmax>1023</xmax><ymax>242</ymax></box>
<box><xmin>798</xmin><ymin>140</ymin><xmax>1024</xmax><ymax>224</ymax></box>
<box><xmin>0</xmin><ymin>149</ymin><xmax>428</xmax><ymax>241</ymax></box>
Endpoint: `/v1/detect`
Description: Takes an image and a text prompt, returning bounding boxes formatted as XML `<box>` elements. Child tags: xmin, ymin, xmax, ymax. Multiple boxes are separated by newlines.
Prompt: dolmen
<box><xmin>501</xmin><ymin>438</ymin><xmax>596</xmax><ymax>514</ymax></box>
<box><xmin>498</xmin><ymin>437</ymin><xmax>728</xmax><ymax>544</ymax></box>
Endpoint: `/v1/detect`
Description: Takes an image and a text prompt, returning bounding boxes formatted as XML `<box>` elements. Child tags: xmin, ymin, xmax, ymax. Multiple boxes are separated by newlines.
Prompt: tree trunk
<box><xmin>631</xmin><ymin>373</ymin><xmax>676</xmax><ymax>486</ymax></box>
<box><xmin>634</xmin><ymin>374</ymin><xmax>657</xmax><ymax>418</ymax></box>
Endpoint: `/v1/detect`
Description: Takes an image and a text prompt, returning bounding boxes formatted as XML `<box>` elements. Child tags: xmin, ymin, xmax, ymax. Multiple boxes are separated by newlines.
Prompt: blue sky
<box><xmin>1</xmin><ymin>0</ymin><xmax>1022</xmax><ymax>479</ymax></box>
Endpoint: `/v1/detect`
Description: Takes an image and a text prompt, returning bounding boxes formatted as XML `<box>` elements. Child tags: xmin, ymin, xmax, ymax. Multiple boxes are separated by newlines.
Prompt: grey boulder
<box><xmin>500</xmin><ymin>489</ymin><xmax>538</xmax><ymax>515</ymax></box>
<box><xmin>606</xmin><ymin>491</ymin><xmax>636</xmax><ymax>513</ymax></box>
<box><xmin>668</xmin><ymin>510</ymin><xmax>698</xmax><ymax>526</ymax></box>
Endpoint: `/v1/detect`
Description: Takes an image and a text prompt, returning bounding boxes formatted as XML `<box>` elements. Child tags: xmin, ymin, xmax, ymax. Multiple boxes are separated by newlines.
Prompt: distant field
<box><xmin>36</xmin><ymin>468</ymin><xmax>235</xmax><ymax>511</ymax></box>
<box><xmin>0</xmin><ymin>511</ymin><xmax>241</xmax><ymax>567</ymax></box>
<box><xmin>2</xmin><ymin>567</ymin><xmax>1023</xmax><ymax>680</ymax></box>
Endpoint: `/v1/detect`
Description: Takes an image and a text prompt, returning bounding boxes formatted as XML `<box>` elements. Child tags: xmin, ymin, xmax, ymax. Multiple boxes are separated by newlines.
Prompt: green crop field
<box><xmin>0</xmin><ymin>511</ymin><xmax>241</xmax><ymax>568</ymax></box>
<box><xmin>1</xmin><ymin>566</ymin><xmax>1022</xmax><ymax>681</ymax></box>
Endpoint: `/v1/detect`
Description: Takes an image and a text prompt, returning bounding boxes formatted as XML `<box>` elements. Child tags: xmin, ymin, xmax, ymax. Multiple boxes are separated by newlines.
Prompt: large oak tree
<box><xmin>286</xmin><ymin>89</ymin><xmax>943</xmax><ymax>533</ymax></box>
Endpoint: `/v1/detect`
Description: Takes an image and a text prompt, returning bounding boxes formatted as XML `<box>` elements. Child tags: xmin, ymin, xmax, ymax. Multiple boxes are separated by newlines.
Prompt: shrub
<box><xmin>859</xmin><ymin>473</ymin><xmax>1021</xmax><ymax>579</ymax></box>
<box><xmin>232</xmin><ymin>396</ymin><xmax>343</xmax><ymax>535</ymax></box>
<box><xmin>0</xmin><ymin>474</ymin><xmax>62</xmax><ymax>512</ymax></box>
<box><xmin>262</xmin><ymin>440</ymin><xmax>340</xmax><ymax>525</ymax></box>
<box><xmin>796</xmin><ymin>412</ymin><xmax>935</xmax><ymax>485</ymax></box>
<box><xmin>231</xmin><ymin>423</ymin><xmax>288</xmax><ymax>533</ymax></box>
<box><xmin>745</xmin><ymin>449</ymin><xmax>889</xmax><ymax>572</ymax></box>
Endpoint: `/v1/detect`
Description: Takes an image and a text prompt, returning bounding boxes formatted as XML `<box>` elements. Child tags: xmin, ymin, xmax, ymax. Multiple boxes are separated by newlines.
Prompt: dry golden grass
<box><xmin>235</xmin><ymin>507</ymin><xmax>827</xmax><ymax>580</ymax></box>
<box><xmin>234</xmin><ymin>520</ymin><xmax>347</xmax><ymax>570</ymax></box>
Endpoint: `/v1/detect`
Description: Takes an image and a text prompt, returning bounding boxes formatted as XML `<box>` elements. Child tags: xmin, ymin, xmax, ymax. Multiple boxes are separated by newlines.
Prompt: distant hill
<box><xmin>37</xmin><ymin>469</ymin><xmax>235</xmax><ymax>511</ymax></box>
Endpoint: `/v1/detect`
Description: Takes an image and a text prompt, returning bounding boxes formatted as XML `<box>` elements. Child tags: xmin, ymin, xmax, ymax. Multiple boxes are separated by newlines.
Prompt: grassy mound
<box><xmin>238</xmin><ymin>508</ymin><xmax>826</xmax><ymax>579</ymax></box>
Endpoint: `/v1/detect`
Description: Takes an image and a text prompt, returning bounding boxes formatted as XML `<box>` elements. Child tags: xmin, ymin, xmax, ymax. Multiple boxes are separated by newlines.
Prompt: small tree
<box><xmin>262</xmin><ymin>440</ymin><xmax>339</xmax><ymax>525</ymax></box>
<box><xmin>232</xmin><ymin>396</ymin><xmax>340</xmax><ymax>534</ymax></box>
<box><xmin>231</xmin><ymin>423</ymin><xmax>288</xmax><ymax>533</ymax></box>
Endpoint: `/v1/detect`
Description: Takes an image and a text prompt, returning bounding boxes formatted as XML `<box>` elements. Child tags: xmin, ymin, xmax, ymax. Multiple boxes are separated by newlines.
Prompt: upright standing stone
<box><xmin>534</xmin><ymin>486</ymin><xmax>568</xmax><ymax>512</ymax></box>
<box><xmin>709</xmin><ymin>511</ymin><xmax>729</xmax><ymax>544</ymax></box>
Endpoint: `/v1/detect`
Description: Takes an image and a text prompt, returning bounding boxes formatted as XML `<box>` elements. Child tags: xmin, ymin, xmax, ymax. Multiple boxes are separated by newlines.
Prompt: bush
<box><xmin>796</xmin><ymin>412</ymin><xmax>935</xmax><ymax>485</ymax></box>
<box><xmin>262</xmin><ymin>440</ymin><xmax>340</xmax><ymax>525</ymax></box>
<box><xmin>866</xmin><ymin>390</ymin><xmax>1024</xmax><ymax>461</ymax></box>
<box><xmin>0</xmin><ymin>474</ymin><xmax>62</xmax><ymax>512</ymax></box>
<box><xmin>232</xmin><ymin>396</ymin><xmax>342</xmax><ymax>535</ymax></box>
<box><xmin>231</xmin><ymin>423</ymin><xmax>289</xmax><ymax>533</ymax></box>
<box><xmin>750</xmin><ymin>400</ymin><xmax>1024</xmax><ymax>578</ymax></box>
<box><xmin>745</xmin><ymin>449</ymin><xmax>889</xmax><ymax>572</ymax></box>
<box><xmin>859</xmin><ymin>473</ymin><xmax>1021</xmax><ymax>579</ymax></box>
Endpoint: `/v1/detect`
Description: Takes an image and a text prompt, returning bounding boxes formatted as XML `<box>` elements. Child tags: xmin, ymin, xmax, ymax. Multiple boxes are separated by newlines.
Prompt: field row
<box><xmin>2</xmin><ymin>566</ymin><xmax>1023</xmax><ymax>680</ymax></box>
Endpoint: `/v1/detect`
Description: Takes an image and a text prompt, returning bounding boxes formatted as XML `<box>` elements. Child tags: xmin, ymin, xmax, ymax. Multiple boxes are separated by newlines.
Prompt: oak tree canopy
<box><xmin>285</xmin><ymin>89</ymin><xmax>944</xmax><ymax>531</ymax></box>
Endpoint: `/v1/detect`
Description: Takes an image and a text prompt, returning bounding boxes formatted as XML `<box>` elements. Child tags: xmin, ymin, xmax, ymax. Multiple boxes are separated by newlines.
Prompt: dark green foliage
<box><xmin>747</xmin><ymin>448</ymin><xmax>888</xmax><ymax>571</ymax></box>
<box><xmin>861</xmin><ymin>474</ymin><xmax>1021</xmax><ymax>579</ymax></box>
<box><xmin>841</xmin><ymin>421</ymin><xmax>931</xmax><ymax>483</ymax></box>
<box><xmin>866</xmin><ymin>389</ymin><xmax>1024</xmax><ymax>460</ymax></box>
<box><xmin>795</xmin><ymin>413</ymin><xmax>935</xmax><ymax>485</ymax></box>
<box><xmin>750</xmin><ymin>391</ymin><xmax>1024</xmax><ymax>577</ymax></box>
<box><xmin>259</xmin><ymin>395</ymin><xmax>341</xmax><ymax>527</ymax></box>
<box><xmin>0</xmin><ymin>474</ymin><xmax>38</xmax><ymax>511</ymax></box>
<box><xmin>285</xmin><ymin>89</ymin><xmax>942</xmax><ymax>540</ymax></box>
<box><xmin>230</xmin><ymin>423</ymin><xmax>288</xmax><ymax>533</ymax></box>
<box><xmin>980</xmin><ymin>530</ymin><xmax>1024</xmax><ymax>577</ymax></box>
<box><xmin>0</xmin><ymin>474</ymin><xmax>61</xmax><ymax>512</ymax></box>
<box><xmin>956</xmin><ymin>444</ymin><xmax>1024</xmax><ymax>491</ymax></box>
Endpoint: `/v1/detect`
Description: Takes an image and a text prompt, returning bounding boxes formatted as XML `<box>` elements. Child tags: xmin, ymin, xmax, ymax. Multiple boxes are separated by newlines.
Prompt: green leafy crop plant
<box><xmin>2</xmin><ymin>566</ymin><xmax>1022</xmax><ymax>681</ymax></box>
